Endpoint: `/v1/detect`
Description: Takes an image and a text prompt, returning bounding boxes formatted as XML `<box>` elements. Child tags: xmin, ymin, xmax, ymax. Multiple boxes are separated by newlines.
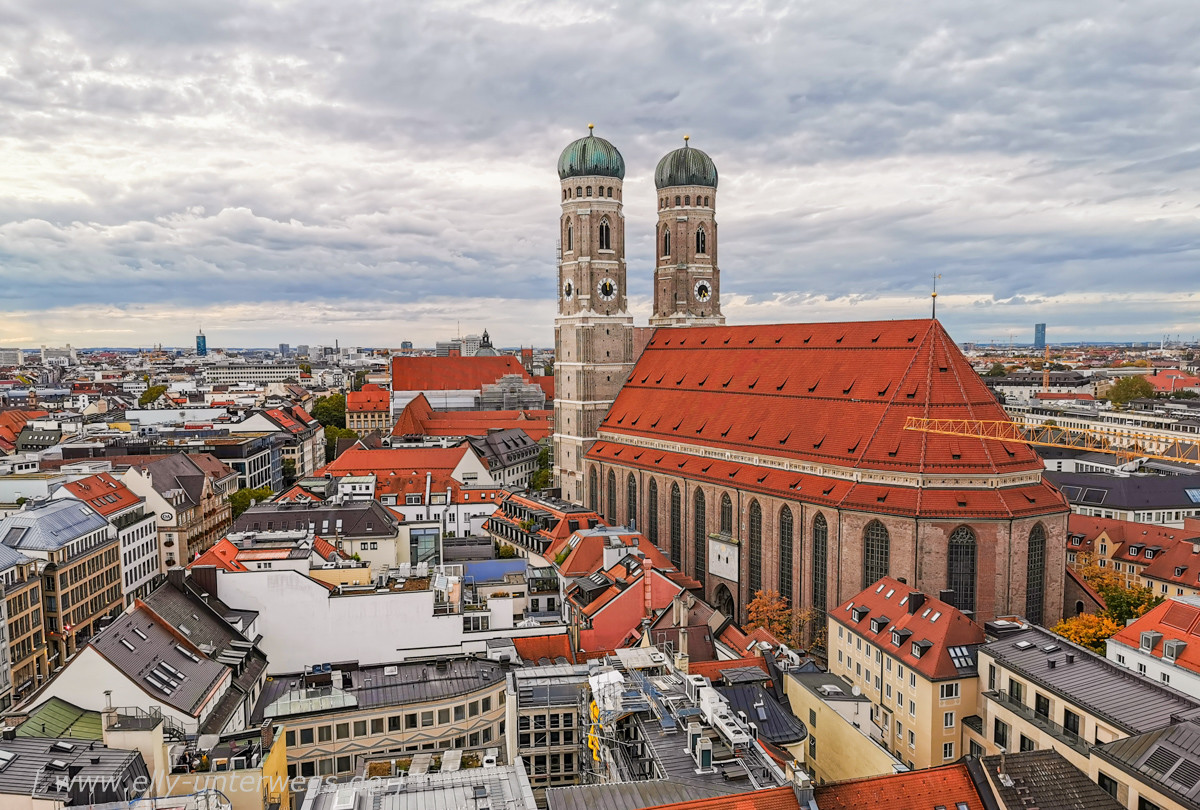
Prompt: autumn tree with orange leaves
<box><xmin>745</xmin><ymin>590</ymin><xmax>825</xmax><ymax>650</ymax></box>
<box><xmin>1051</xmin><ymin>613</ymin><xmax>1122</xmax><ymax>653</ymax></box>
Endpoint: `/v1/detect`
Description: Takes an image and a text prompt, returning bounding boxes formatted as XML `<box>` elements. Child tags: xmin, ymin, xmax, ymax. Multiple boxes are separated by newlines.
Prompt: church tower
<box><xmin>650</xmin><ymin>137</ymin><xmax>724</xmax><ymax>327</ymax></box>
<box><xmin>553</xmin><ymin>126</ymin><xmax>636</xmax><ymax>505</ymax></box>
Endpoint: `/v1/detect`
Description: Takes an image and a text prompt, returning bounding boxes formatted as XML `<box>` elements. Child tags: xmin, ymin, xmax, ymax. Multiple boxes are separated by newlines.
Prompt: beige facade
<box><xmin>2</xmin><ymin>558</ymin><xmax>46</xmax><ymax>708</ymax></box>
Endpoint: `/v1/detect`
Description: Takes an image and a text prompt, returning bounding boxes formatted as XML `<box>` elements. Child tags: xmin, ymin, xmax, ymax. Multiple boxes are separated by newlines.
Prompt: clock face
<box><xmin>563</xmin><ymin>280</ymin><xmax>574</xmax><ymax>299</ymax></box>
<box><xmin>694</xmin><ymin>280</ymin><xmax>712</xmax><ymax>302</ymax></box>
<box><xmin>598</xmin><ymin>278</ymin><xmax>617</xmax><ymax>301</ymax></box>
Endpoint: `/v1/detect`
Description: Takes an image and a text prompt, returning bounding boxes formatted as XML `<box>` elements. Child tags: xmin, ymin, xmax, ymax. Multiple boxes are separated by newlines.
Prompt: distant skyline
<box><xmin>2</xmin><ymin>2</ymin><xmax>1199</xmax><ymax>347</ymax></box>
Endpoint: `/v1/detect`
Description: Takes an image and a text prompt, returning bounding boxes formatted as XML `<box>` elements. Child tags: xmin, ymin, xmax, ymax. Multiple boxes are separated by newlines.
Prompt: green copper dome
<box><xmin>655</xmin><ymin>139</ymin><xmax>718</xmax><ymax>189</ymax></box>
<box><xmin>558</xmin><ymin>127</ymin><xmax>625</xmax><ymax>180</ymax></box>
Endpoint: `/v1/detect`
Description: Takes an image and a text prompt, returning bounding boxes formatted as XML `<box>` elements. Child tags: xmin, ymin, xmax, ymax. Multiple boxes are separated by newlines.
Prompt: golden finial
<box><xmin>683</xmin><ymin>134</ymin><xmax>690</xmax><ymax>144</ymax></box>
<box><xmin>588</xmin><ymin>123</ymin><xmax>594</xmax><ymax>133</ymax></box>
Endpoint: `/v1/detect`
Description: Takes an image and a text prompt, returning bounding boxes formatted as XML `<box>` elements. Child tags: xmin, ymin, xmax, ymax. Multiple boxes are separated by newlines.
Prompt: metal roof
<box><xmin>16</xmin><ymin>697</ymin><xmax>103</xmax><ymax>740</ymax></box>
<box><xmin>980</xmin><ymin>624</ymin><xmax>1200</xmax><ymax>734</ymax></box>
<box><xmin>0</xmin><ymin>737</ymin><xmax>148</xmax><ymax>802</ymax></box>
<box><xmin>0</xmin><ymin>499</ymin><xmax>110</xmax><ymax>552</ymax></box>
<box><xmin>300</xmin><ymin>762</ymin><xmax>537</xmax><ymax>810</ymax></box>
<box><xmin>1094</xmin><ymin>717</ymin><xmax>1200</xmax><ymax>809</ymax></box>
<box><xmin>717</xmin><ymin>684</ymin><xmax>808</xmax><ymax>746</ymax></box>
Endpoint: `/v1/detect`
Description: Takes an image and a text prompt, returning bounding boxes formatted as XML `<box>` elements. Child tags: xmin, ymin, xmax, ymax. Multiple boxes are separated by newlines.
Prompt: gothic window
<box><xmin>748</xmin><ymin>500</ymin><xmax>762</xmax><ymax>597</ymax></box>
<box><xmin>675</xmin><ymin>195</ymin><xmax>681</xmax><ymax>206</ymax></box>
<box><xmin>779</xmin><ymin>506</ymin><xmax>794</xmax><ymax>604</ymax></box>
<box><xmin>813</xmin><ymin>513</ymin><xmax>828</xmax><ymax>626</ymax></box>
<box><xmin>586</xmin><ymin>185</ymin><xmax>592</xmax><ymax>196</ymax></box>
<box><xmin>693</xmin><ymin>488</ymin><xmax>706</xmax><ymax>586</ymax></box>
<box><xmin>607</xmin><ymin>470</ymin><xmax>616</xmax><ymax>523</ymax></box>
<box><xmin>647</xmin><ymin>479</ymin><xmax>659</xmax><ymax>546</ymax></box>
<box><xmin>863</xmin><ymin>520</ymin><xmax>890</xmax><ymax>588</ymax></box>
<box><xmin>670</xmin><ymin>483</ymin><xmax>682</xmax><ymax>568</ymax></box>
<box><xmin>599</xmin><ymin>218</ymin><xmax>611</xmax><ymax>251</ymax></box>
<box><xmin>720</xmin><ymin>493</ymin><xmax>733</xmax><ymax>534</ymax></box>
<box><xmin>576</xmin><ymin>186</ymin><xmax>582</xmax><ymax>198</ymax></box>
<box><xmin>588</xmin><ymin>467</ymin><xmax>598</xmax><ymax>513</ymax></box>
<box><xmin>947</xmin><ymin>526</ymin><xmax>977</xmax><ymax>614</ymax></box>
<box><xmin>1027</xmin><ymin>524</ymin><xmax>1046</xmax><ymax>625</ymax></box>
<box><xmin>627</xmin><ymin>474</ymin><xmax>637</xmax><ymax>528</ymax></box>
<box><xmin>706</xmin><ymin>196</ymin><xmax>711</xmax><ymax>206</ymax></box>
<box><xmin>695</xmin><ymin>228</ymin><xmax>706</xmax><ymax>254</ymax></box>
<box><xmin>684</xmin><ymin>195</ymin><xmax>690</xmax><ymax>206</ymax></box>
<box><xmin>562</xmin><ymin>189</ymin><xmax>566</xmax><ymax>201</ymax></box>
<box><xmin>662</xmin><ymin>227</ymin><xmax>671</xmax><ymax>256</ymax></box>
<box><xmin>566</xmin><ymin>221</ymin><xmax>573</xmax><ymax>252</ymax></box>
<box><xmin>607</xmin><ymin>186</ymin><xmax>613</xmax><ymax>198</ymax></box>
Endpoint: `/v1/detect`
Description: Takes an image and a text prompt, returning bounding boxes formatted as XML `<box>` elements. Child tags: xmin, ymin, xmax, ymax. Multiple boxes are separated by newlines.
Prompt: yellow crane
<box><xmin>903</xmin><ymin>416</ymin><xmax>1200</xmax><ymax>465</ymax></box>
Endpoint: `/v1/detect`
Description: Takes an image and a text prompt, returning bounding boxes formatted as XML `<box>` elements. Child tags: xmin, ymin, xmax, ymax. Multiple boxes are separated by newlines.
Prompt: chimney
<box><xmin>938</xmin><ymin>589</ymin><xmax>954</xmax><ymax>604</ymax></box>
<box><xmin>907</xmin><ymin>592</ymin><xmax>926</xmax><ymax>615</ymax></box>
<box><xmin>261</xmin><ymin>721</ymin><xmax>275</xmax><ymax>753</ymax></box>
<box><xmin>167</xmin><ymin>568</ymin><xmax>186</xmax><ymax>589</ymax></box>
<box><xmin>676</xmin><ymin>626</ymin><xmax>690</xmax><ymax>672</ymax></box>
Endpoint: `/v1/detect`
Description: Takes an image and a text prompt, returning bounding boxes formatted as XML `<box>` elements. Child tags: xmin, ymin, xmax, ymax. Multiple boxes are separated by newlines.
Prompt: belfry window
<box><xmin>675</xmin><ymin>195</ymin><xmax>681</xmax><ymax>206</ymax></box>
<box><xmin>662</xmin><ymin>228</ymin><xmax>671</xmax><ymax>256</ymax></box>
<box><xmin>684</xmin><ymin>195</ymin><xmax>691</xmax><ymax>206</ymax></box>
<box><xmin>586</xmin><ymin>185</ymin><xmax>592</xmax><ymax>197</ymax></box>
<box><xmin>566</xmin><ymin>221</ymin><xmax>573</xmax><ymax>252</ymax></box>
<box><xmin>696</xmin><ymin>228</ymin><xmax>706</xmax><ymax>254</ymax></box>
<box><xmin>599</xmin><ymin>218</ymin><xmax>611</xmax><ymax>251</ymax></box>
<box><xmin>607</xmin><ymin>186</ymin><xmax>613</xmax><ymax>198</ymax></box>
<box><xmin>576</xmin><ymin>186</ymin><xmax>582</xmax><ymax>197</ymax></box>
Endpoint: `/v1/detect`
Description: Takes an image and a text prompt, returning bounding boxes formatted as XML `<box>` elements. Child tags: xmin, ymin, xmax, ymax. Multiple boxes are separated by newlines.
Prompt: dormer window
<box><xmin>1141</xmin><ymin>631</ymin><xmax>1162</xmax><ymax>652</ymax></box>
<box><xmin>912</xmin><ymin>642</ymin><xmax>924</xmax><ymax>658</ymax></box>
<box><xmin>851</xmin><ymin>606</ymin><xmax>870</xmax><ymax>623</ymax></box>
<box><xmin>871</xmin><ymin>616</ymin><xmax>889</xmax><ymax>633</ymax></box>
<box><xmin>1145</xmin><ymin>550</ymin><xmax>1155</xmax><ymax>559</ymax></box>
<box><xmin>1177</xmin><ymin>566</ymin><xmax>1188</xmax><ymax>578</ymax></box>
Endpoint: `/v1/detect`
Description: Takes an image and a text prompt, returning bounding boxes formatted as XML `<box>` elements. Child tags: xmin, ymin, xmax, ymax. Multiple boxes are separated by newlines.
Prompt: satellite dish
<box><xmin>851</xmin><ymin>685</ymin><xmax>862</xmax><ymax>697</ymax></box>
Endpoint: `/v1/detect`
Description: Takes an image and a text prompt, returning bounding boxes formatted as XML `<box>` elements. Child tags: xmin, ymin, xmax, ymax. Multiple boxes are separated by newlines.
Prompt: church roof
<box><xmin>558</xmin><ymin>129</ymin><xmax>625</xmax><ymax>180</ymax></box>
<box><xmin>655</xmin><ymin>141</ymin><xmax>718</xmax><ymax>189</ymax></box>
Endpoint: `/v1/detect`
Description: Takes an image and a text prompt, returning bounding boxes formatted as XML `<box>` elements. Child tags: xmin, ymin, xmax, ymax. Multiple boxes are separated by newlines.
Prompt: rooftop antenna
<box><xmin>931</xmin><ymin>273</ymin><xmax>942</xmax><ymax>319</ymax></box>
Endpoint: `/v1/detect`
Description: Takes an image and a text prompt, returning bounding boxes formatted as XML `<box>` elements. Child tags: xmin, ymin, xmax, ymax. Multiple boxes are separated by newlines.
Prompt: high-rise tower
<box><xmin>553</xmin><ymin>126</ymin><xmax>636</xmax><ymax>505</ymax></box>
<box><xmin>650</xmin><ymin>137</ymin><xmax>724</xmax><ymax>327</ymax></box>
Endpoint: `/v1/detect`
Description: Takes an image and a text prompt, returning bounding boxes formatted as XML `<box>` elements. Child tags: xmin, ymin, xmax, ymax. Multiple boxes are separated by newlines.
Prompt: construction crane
<box><xmin>903</xmin><ymin>416</ymin><xmax>1200</xmax><ymax>465</ymax></box>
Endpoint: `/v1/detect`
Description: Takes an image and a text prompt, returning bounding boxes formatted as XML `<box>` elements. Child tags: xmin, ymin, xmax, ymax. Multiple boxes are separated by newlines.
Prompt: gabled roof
<box><xmin>390</xmin><ymin>355</ymin><xmax>532</xmax><ymax>392</ymax></box>
<box><xmin>832</xmin><ymin>577</ymin><xmax>985</xmax><ymax>680</ymax></box>
<box><xmin>1047</xmin><ymin>471</ymin><xmax>1200</xmax><ymax>510</ymax></box>
<box><xmin>1141</xmin><ymin>541</ymin><xmax>1200</xmax><ymax>588</ymax></box>
<box><xmin>16</xmin><ymin>697</ymin><xmax>103</xmax><ymax>740</ymax></box>
<box><xmin>0</xmin><ymin>500</ymin><xmax>110</xmax><ymax>553</ymax></box>
<box><xmin>320</xmin><ymin>445</ymin><xmax>472</xmax><ymax>477</ymax></box>
<box><xmin>1110</xmin><ymin>597</ymin><xmax>1200</xmax><ymax>675</ymax></box>
<box><xmin>814</xmin><ymin>763</ymin><xmax>981</xmax><ymax>809</ymax></box>
<box><xmin>598</xmin><ymin>319</ymin><xmax>1045</xmax><ymax>476</ymax></box>
<box><xmin>512</xmin><ymin>634</ymin><xmax>575</xmax><ymax>665</ymax></box>
<box><xmin>346</xmin><ymin>384</ymin><xmax>390</xmax><ymax>413</ymax></box>
<box><xmin>1094</xmin><ymin>717</ymin><xmax>1200</xmax><ymax>809</ymax></box>
<box><xmin>189</xmin><ymin>538</ymin><xmax>248</xmax><ymax>572</ymax></box>
<box><xmin>61</xmin><ymin>472</ymin><xmax>142</xmax><ymax>517</ymax></box>
<box><xmin>392</xmin><ymin>393</ymin><xmax>552</xmax><ymax>441</ymax></box>
<box><xmin>687</xmin><ymin>656</ymin><xmax>770</xmax><ymax>683</ymax></box>
<box><xmin>979</xmin><ymin>749</ymin><xmax>1123</xmax><ymax>810</ymax></box>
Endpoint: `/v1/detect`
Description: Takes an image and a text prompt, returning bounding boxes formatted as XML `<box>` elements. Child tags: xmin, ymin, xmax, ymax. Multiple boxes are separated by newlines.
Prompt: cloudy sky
<box><xmin>2</xmin><ymin>1</ymin><xmax>1198</xmax><ymax>349</ymax></box>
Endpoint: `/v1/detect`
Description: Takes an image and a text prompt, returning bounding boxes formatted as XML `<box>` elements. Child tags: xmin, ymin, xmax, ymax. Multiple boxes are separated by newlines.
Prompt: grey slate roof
<box><xmin>717</xmin><ymin>684</ymin><xmax>808</xmax><ymax>745</ymax></box>
<box><xmin>0</xmin><ymin>543</ymin><xmax>32</xmax><ymax>572</ymax></box>
<box><xmin>90</xmin><ymin>607</ymin><xmax>229</xmax><ymax>717</ymax></box>
<box><xmin>1045</xmin><ymin>471</ymin><xmax>1200</xmax><ymax>510</ymax></box>
<box><xmin>0</xmin><ymin>736</ymin><xmax>149</xmax><ymax>802</ymax></box>
<box><xmin>979</xmin><ymin>749</ymin><xmax>1123</xmax><ymax>810</ymax></box>
<box><xmin>0</xmin><ymin>499</ymin><xmax>110</xmax><ymax>552</ymax></box>
<box><xmin>234</xmin><ymin>499</ymin><xmax>399</xmax><ymax>537</ymax></box>
<box><xmin>1093</xmin><ymin>717</ymin><xmax>1200</xmax><ymax>810</ymax></box>
<box><xmin>547</xmin><ymin>780</ymin><xmax>739</xmax><ymax>810</ymax></box>
<box><xmin>980</xmin><ymin>624</ymin><xmax>1200</xmax><ymax>735</ymax></box>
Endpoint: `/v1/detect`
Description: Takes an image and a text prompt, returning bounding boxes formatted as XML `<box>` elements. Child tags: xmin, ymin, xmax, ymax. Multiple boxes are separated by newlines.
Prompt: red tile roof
<box><xmin>596</xmin><ymin>319</ymin><xmax>1046</xmax><ymax>476</ymax></box>
<box><xmin>1111</xmin><ymin>598</ymin><xmax>1200</xmax><ymax>674</ymax></box>
<box><xmin>189</xmin><ymin>538</ymin><xmax>248</xmax><ymax>572</ymax></box>
<box><xmin>60</xmin><ymin>473</ymin><xmax>142</xmax><ymax>517</ymax></box>
<box><xmin>391</xmin><ymin>393</ymin><xmax>551</xmax><ymax>441</ymax></box>
<box><xmin>687</xmin><ymin>656</ymin><xmax>771</xmax><ymax>683</ymax></box>
<box><xmin>532</xmin><ymin>375</ymin><xmax>555</xmax><ymax>400</ymax></box>
<box><xmin>312</xmin><ymin>535</ymin><xmax>342</xmax><ymax>561</ymax></box>
<box><xmin>0</xmin><ymin>409</ymin><xmax>48</xmax><ymax>451</ymax></box>
<box><xmin>814</xmin><ymin>763</ymin><xmax>981</xmax><ymax>809</ymax></box>
<box><xmin>1147</xmin><ymin>369</ymin><xmax>1200</xmax><ymax>392</ymax></box>
<box><xmin>347</xmin><ymin>384</ymin><xmax>391</xmax><ymax>413</ymax></box>
<box><xmin>1141</xmin><ymin>538</ymin><xmax>1200</xmax><ymax>588</ymax></box>
<box><xmin>391</xmin><ymin>356</ymin><xmax>531</xmax><ymax>391</ymax></box>
<box><xmin>320</xmin><ymin>446</ymin><xmax>470</xmax><ymax>476</ymax></box>
<box><xmin>832</xmin><ymin>576</ymin><xmax>986</xmax><ymax>680</ymax></box>
<box><xmin>643</xmin><ymin>786</ymin><xmax>800</xmax><ymax>810</ymax></box>
<box><xmin>511</xmin><ymin>634</ymin><xmax>574</xmax><ymax>665</ymax></box>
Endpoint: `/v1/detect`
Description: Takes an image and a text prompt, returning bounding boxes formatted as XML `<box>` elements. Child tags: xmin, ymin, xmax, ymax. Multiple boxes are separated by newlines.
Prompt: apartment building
<box><xmin>486</xmin><ymin>491</ymin><xmax>603</xmax><ymax>564</ymax></box>
<box><xmin>56</xmin><ymin>472</ymin><xmax>159</xmax><ymax>604</ymax></box>
<box><xmin>0</xmin><ymin>499</ymin><xmax>122</xmax><ymax>668</ymax></box>
<box><xmin>228</xmin><ymin>406</ymin><xmax>323</xmax><ymax>479</ymax></box>
<box><xmin>203</xmin><ymin>364</ymin><xmax>302</xmax><ymax>385</ymax></box>
<box><xmin>122</xmin><ymin>453</ymin><xmax>235</xmax><ymax>567</ymax></box>
<box><xmin>1106</xmin><ymin>596</ymin><xmax>1200</xmax><ymax>697</ymax></box>
<box><xmin>0</xmin><ymin>545</ymin><xmax>46</xmax><ymax>708</ymax></box>
<box><xmin>255</xmin><ymin>656</ymin><xmax>507</xmax><ymax>779</ymax></box>
<box><xmin>346</xmin><ymin>384</ymin><xmax>391</xmax><ymax>433</ymax></box>
<box><xmin>1065</xmin><ymin>514</ymin><xmax>1194</xmax><ymax>589</ymax></box>
<box><xmin>967</xmin><ymin>621</ymin><xmax>1200</xmax><ymax>777</ymax></box>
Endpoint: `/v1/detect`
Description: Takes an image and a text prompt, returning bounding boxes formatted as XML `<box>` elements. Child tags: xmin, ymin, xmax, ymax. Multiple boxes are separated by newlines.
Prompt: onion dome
<box><xmin>558</xmin><ymin>125</ymin><xmax>625</xmax><ymax>180</ymax></box>
<box><xmin>655</xmin><ymin>136</ymin><xmax>718</xmax><ymax>189</ymax></box>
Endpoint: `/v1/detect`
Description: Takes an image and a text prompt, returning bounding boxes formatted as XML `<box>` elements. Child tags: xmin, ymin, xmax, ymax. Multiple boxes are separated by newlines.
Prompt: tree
<box><xmin>299</xmin><ymin>362</ymin><xmax>312</xmax><ymax>375</ymax></box>
<box><xmin>312</xmin><ymin>394</ymin><xmax>347</xmax><ymax>428</ymax></box>
<box><xmin>1169</xmin><ymin>389</ymin><xmax>1199</xmax><ymax>399</ymax></box>
<box><xmin>1051</xmin><ymin>613</ymin><xmax>1122</xmax><ymax>653</ymax></box>
<box><xmin>745</xmin><ymin>590</ymin><xmax>797</xmax><ymax>647</ymax></box>
<box><xmin>353</xmin><ymin>370</ymin><xmax>369</xmax><ymax>391</ymax></box>
<box><xmin>323</xmin><ymin>425</ymin><xmax>358</xmax><ymax>463</ymax></box>
<box><xmin>983</xmin><ymin>362</ymin><xmax>1007</xmax><ymax>377</ymax></box>
<box><xmin>1107</xmin><ymin>375</ymin><xmax>1154</xmax><ymax>407</ymax></box>
<box><xmin>496</xmin><ymin>544</ymin><xmax>518</xmax><ymax>559</ymax></box>
<box><xmin>528</xmin><ymin>447</ymin><xmax>552</xmax><ymax>490</ymax></box>
<box><xmin>229</xmin><ymin>485</ymin><xmax>275</xmax><ymax>519</ymax></box>
<box><xmin>281</xmin><ymin>458</ymin><xmax>297</xmax><ymax>485</ymax></box>
<box><xmin>138</xmin><ymin>384</ymin><xmax>168</xmax><ymax>407</ymax></box>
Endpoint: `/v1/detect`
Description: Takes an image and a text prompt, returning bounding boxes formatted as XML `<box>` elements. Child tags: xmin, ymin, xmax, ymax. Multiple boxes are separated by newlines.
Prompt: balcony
<box><xmin>984</xmin><ymin>690</ymin><xmax>1089</xmax><ymax>757</ymax></box>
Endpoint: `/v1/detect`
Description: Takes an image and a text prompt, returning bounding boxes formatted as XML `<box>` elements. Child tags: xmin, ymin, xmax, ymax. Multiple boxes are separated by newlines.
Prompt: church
<box><xmin>552</xmin><ymin>127</ymin><xmax>1069</xmax><ymax>630</ymax></box>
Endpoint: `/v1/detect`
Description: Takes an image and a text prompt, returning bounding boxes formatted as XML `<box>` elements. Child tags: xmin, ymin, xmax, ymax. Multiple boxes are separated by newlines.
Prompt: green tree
<box><xmin>313</xmin><ymin>394</ymin><xmax>347</xmax><ymax>428</ymax></box>
<box><xmin>353</xmin><ymin>370</ymin><xmax>369</xmax><ymax>391</ymax></box>
<box><xmin>1107</xmin><ymin>376</ymin><xmax>1155</xmax><ymax>407</ymax></box>
<box><xmin>1169</xmin><ymin>389</ymin><xmax>1199</xmax><ymax>399</ymax></box>
<box><xmin>528</xmin><ymin>447</ymin><xmax>552</xmax><ymax>490</ymax></box>
<box><xmin>281</xmin><ymin>458</ymin><xmax>297</xmax><ymax>485</ymax></box>
<box><xmin>229</xmin><ymin>485</ymin><xmax>275</xmax><ymax>519</ymax></box>
<box><xmin>323</xmin><ymin>425</ymin><xmax>358</xmax><ymax>463</ymax></box>
<box><xmin>496</xmin><ymin>544</ymin><xmax>518</xmax><ymax>559</ymax></box>
<box><xmin>298</xmin><ymin>362</ymin><xmax>312</xmax><ymax>374</ymax></box>
<box><xmin>983</xmin><ymin>362</ymin><xmax>1007</xmax><ymax>377</ymax></box>
<box><xmin>138</xmin><ymin>384</ymin><xmax>168</xmax><ymax>407</ymax></box>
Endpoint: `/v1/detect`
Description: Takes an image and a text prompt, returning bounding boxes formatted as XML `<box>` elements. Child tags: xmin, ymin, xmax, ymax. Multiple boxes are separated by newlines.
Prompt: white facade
<box><xmin>53</xmin><ymin>490</ymin><xmax>159</xmax><ymax>605</ymax></box>
<box><xmin>202</xmin><ymin>364</ymin><xmax>301</xmax><ymax>385</ymax></box>
<box><xmin>212</xmin><ymin>568</ymin><xmax>567</xmax><ymax>672</ymax></box>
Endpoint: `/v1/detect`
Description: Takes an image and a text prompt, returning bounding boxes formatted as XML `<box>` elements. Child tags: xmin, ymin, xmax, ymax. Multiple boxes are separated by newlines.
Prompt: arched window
<box><xmin>576</xmin><ymin>186</ymin><xmax>582</xmax><ymax>198</ymax></box>
<box><xmin>607</xmin><ymin>186</ymin><xmax>613</xmax><ymax>198</ymax></box>
<box><xmin>562</xmin><ymin>189</ymin><xmax>566</xmax><ymax>201</ymax></box>
<box><xmin>693</xmin><ymin>488</ymin><xmax>706</xmax><ymax>586</ymax></box>
<box><xmin>662</xmin><ymin>227</ymin><xmax>671</xmax><ymax>256</ymax></box>
<box><xmin>947</xmin><ymin>526</ymin><xmax>977</xmax><ymax>614</ymax></box>
<box><xmin>748</xmin><ymin>500</ymin><xmax>763</xmax><ymax>597</ymax></box>
<box><xmin>675</xmin><ymin>195</ymin><xmax>681</xmax><ymax>206</ymax></box>
<box><xmin>863</xmin><ymin>520</ymin><xmax>890</xmax><ymax>588</ymax></box>
<box><xmin>566</xmin><ymin>221</ymin><xmax>573</xmax><ymax>252</ymax></box>
<box><xmin>720</xmin><ymin>493</ymin><xmax>733</xmax><ymax>534</ymax></box>
<box><xmin>607</xmin><ymin>470</ymin><xmax>616</xmax><ymax>523</ymax></box>
<box><xmin>647</xmin><ymin>479</ymin><xmax>659</xmax><ymax>546</ymax></box>
<box><xmin>779</xmin><ymin>507</ymin><xmax>794</xmax><ymax>604</ymax></box>
<box><xmin>670</xmin><ymin>483</ymin><xmax>682</xmax><ymax>568</ymax></box>
<box><xmin>588</xmin><ymin>468</ymin><xmax>598</xmax><ymax>513</ymax></box>
<box><xmin>684</xmin><ymin>195</ymin><xmax>690</xmax><ymax>206</ymax></box>
<box><xmin>1027</xmin><ymin>524</ymin><xmax>1046</xmax><ymax>624</ymax></box>
<box><xmin>599</xmin><ymin>218</ymin><xmax>611</xmax><ymax>251</ymax></box>
<box><xmin>586</xmin><ymin>185</ymin><xmax>592</xmax><ymax>197</ymax></box>
<box><xmin>627</xmin><ymin>474</ymin><xmax>637</xmax><ymax>528</ymax></box>
<box><xmin>813</xmin><ymin>513</ymin><xmax>828</xmax><ymax>625</ymax></box>
<box><xmin>695</xmin><ymin>228</ymin><xmax>706</xmax><ymax>254</ymax></box>
<box><xmin>705</xmin><ymin>196</ymin><xmax>710</xmax><ymax>206</ymax></box>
